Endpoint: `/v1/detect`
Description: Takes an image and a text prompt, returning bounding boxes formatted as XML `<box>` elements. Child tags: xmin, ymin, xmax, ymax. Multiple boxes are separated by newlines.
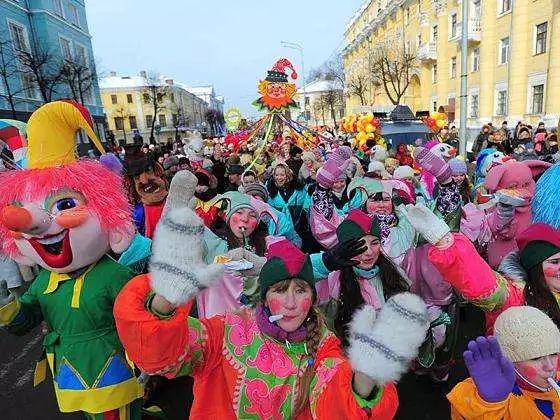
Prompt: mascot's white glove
<box><xmin>348</xmin><ymin>293</ymin><xmax>429</xmax><ymax>384</ymax></box>
<box><xmin>403</xmin><ymin>203</ymin><xmax>451</xmax><ymax>245</ymax></box>
<box><xmin>151</xmin><ymin>169</ymin><xmax>222</xmax><ymax>306</ymax></box>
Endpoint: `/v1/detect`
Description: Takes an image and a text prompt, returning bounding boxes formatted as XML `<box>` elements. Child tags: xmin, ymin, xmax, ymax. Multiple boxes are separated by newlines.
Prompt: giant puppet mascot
<box><xmin>0</xmin><ymin>101</ymin><xmax>144</xmax><ymax>418</ymax></box>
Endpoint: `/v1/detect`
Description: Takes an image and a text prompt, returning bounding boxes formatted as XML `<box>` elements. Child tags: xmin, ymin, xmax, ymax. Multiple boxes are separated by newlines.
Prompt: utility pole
<box><xmin>281</xmin><ymin>41</ymin><xmax>306</xmax><ymax>121</ymax></box>
<box><xmin>459</xmin><ymin>0</ymin><xmax>469</xmax><ymax>157</ymax></box>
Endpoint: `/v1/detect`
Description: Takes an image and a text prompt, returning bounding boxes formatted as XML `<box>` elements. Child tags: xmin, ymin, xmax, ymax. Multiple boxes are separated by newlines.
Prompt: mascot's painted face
<box><xmin>133</xmin><ymin>166</ymin><xmax>168</xmax><ymax>205</ymax></box>
<box><xmin>266</xmin><ymin>82</ymin><xmax>287</xmax><ymax>99</ymax></box>
<box><xmin>0</xmin><ymin>188</ymin><xmax>127</xmax><ymax>273</ymax></box>
<box><xmin>430</xmin><ymin>143</ymin><xmax>457</xmax><ymax>161</ymax></box>
<box><xmin>481</xmin><ymin>152</ymin><xmax>511</xmax><ymax>176</ymax></box>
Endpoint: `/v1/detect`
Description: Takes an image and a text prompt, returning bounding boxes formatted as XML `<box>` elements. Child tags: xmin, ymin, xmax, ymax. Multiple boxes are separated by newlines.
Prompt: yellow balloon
<box><xmin>436</xmin><ymin>119</ymin><xmax>446</xmax><ymax>128</ymax></box>
<box><xmin>430</xmin><ymin>111</ymin><xmax>439</xmax><ymax>120</ymax></box>
<box><xmin>356</xmin><ymin>131</ymin><xmax>367</xmax><ymax>142</ymax></box>
<box><xmin>365</xmin><ymin>123</ymin><xmax>374</xmax><ymax>133</ymax></box>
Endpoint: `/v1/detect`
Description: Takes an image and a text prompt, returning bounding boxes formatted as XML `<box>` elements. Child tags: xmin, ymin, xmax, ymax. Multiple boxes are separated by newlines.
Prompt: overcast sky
<box><xmin>85</xmin><ymin>0</ymin><xmax>364</xmax><ymax>117</ymax></box>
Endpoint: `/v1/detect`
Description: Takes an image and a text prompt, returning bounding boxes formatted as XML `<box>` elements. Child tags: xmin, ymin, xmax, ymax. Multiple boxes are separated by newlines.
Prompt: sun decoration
<box><xmin>253</xmin><ymin>58</ymin><xmax>299</xmax><ymax>112</ymax></box>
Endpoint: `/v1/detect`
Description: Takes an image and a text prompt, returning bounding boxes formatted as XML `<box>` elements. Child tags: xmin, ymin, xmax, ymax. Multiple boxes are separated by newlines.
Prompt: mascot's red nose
<box><xmin>0</xmin><ymin>205</ymin><xmax>33</xmax><ymax>232</ymax></box>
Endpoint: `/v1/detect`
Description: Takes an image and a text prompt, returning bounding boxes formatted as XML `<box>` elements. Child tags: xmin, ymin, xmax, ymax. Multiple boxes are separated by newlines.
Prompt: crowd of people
<box><xmin>1</xmin><ymin>100</ymin><xmax>560</xmax><ymax>419</ymax></box>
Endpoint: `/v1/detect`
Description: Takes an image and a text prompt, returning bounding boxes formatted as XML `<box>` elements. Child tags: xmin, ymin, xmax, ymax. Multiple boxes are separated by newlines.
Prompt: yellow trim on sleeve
<box><xmin>0</xmin><ymin>297</ymin><xmax>21</xmax><ymax>325</ymax></box>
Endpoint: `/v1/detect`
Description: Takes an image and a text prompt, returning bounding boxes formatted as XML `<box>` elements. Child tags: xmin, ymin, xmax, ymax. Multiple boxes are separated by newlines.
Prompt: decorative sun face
<box><xmin>256</xmin><ymin>80</ymin><xmax>297</xmax><ymax>110</ymax></box>
<box><xmin>266</xmin><ymin>82</ymin><xmax>287</xmax><ymax>99</ymax></box>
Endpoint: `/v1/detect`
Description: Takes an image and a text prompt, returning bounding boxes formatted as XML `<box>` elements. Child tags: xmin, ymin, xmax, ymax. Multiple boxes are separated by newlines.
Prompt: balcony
<box><xmin>417</xmin><ymin>42</ymin><xmax>437</xmax><ymax>62</ymax></box>
<box><xmin>455</xmin><ymin>18</ymin><xmax>482</xmax><ymax>43</ymax></box>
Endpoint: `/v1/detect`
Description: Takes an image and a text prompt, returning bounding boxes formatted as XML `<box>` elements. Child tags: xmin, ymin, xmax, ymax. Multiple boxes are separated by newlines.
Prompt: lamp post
<box><xmin>281</xmin><ymin>40</ymin><xmax>306</xmax><ymax>121</ymax></box>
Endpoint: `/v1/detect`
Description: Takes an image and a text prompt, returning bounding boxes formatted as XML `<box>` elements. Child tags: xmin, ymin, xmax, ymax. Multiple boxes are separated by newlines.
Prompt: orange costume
<box><xmin>114</xmin><ymin>275</ymin><xmax>399</xmax><ymax>419</ymax></box>
<box><xmin>449</xmin><ymin>376</ymin><xmax>560</xmax><ymax>419</ymax></box>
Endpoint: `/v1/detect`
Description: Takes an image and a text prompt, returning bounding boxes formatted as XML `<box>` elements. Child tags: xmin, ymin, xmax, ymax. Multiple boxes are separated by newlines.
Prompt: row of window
<box><xmin>53</xmin><ymin>0</ymin><xmax>81</xmax><ymax>28</ymax></box>
<box><xmin>114</xmin><ymin>114</ymin><xmax>183</xmax><ymax>130</ymax></box>
<box><xmin>110</xmin><ymin>92</ymin><xmax>176</xmax><ymax>105</ymax></box>
<box><xmin>467</xmin><ymin>84</ymin><xmax>545</xmax><ymax>118</ymax></box>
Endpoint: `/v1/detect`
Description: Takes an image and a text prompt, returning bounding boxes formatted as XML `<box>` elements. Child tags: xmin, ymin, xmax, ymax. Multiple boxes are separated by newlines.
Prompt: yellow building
<box><xmin>343</xmin><ymin>0</ymin><xmax>560</xmax><ymax>137</ymax></box>
<box><xmin>100</xmin><ymin>72</ymin><xmax>214</xmax><ymax>144</ymax></box>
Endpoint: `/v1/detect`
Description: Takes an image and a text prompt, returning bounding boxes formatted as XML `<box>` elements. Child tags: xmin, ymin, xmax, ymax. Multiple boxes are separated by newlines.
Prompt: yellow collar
<box><xmin>44</xmin><ymin>264</ymin><xmax>96</xmax><ymax>308</ymax></box>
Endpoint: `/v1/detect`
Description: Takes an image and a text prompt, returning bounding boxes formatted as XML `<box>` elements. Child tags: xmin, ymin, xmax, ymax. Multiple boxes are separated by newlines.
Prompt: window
<box><xmin>432</xmin><ymin>101</ymin><xmax>438</xmax><ymax>112</ymax></box>
<box><xmin>499</xmin><ymin>37</ymin><xmax>509</xmax><ymax>64</ymax></box>
<box><xmin>110</xmin><ymin>94</ymin><xmax>117</xmax><ymax>104</ymax></box>
<box><xmin>156</xmin><ymin>93</ymin><xmax>164</xmax><ymax>102</ymax></box>
<box><xmin>53</xmin><ymin>0</ymin><xmax>64</xmax><ymax>17</ymax></box>
<box><xmin>126</xmin><ymin>94</ymin><xmax>133</xmax><ymax>104</ymax></box>
<box><xmin>535</xmin><ymin>22</ymin><xmax>547</xmax><ymax>54</ymax></box>
<box><xmin>450</xmin><ymin>57</ymin><xmax>457</xmax><ymax>78</ymax></box>
<box><xmin>158</xmin><ymin>114</ymin><xmax>167</xmax><ymax>127</ymax></box>
<box><xmin>470</xmin><ymin>94</ymin><xmax>479</xmax><ymax>117</ymax></box>
<box><xmin>496</xmin><ymin>90</ymin><xmax>508</xmax><ymax>116</ymax></box>
<box><xmin>21</xmin><ymin>73</ymin><xmax>38</xmax><ymax>99</ymax></box>
<box><xmin>114</xmin><ymin>117</ymin><xmax>124</xmax><ymax>130</ymax></box>
<box><xmin>432</xmin><ymin>63</ymin><xmax>438</xmax><ymax>83</ymax></box>
<box><xmin>172</xmin><ymin>114</ymin><xmax>179</xmax><ymax>126</ymax></box>
<box><xmin>472</xmin><ymin>47</ymin><xmax>480</xmax><ymax>72</ymax></box>
<box><xmin>74</xmin><ymin>44</ymin><xmax>87</xmax><ymax>66</ymax></box>
<box><xmin>416</xmin><ymin>34</ymin><xmax>422</xmax><ymax>48</ymax></box>
<box><xmin>145</xmin><ymin>115</ymin><xmax>153</xmax><ymax>128</ymax></box>
<box><xmin>532</xmin><ymin>84</ymin><xmax>544</xmax><ymax>114</ymax></box>
<box><xmin>69</xmin><ymin>4</ymin><xmax>80</xmax><ymax>27</ymax></box>
<box><xmin>450</xmin><ymin>13</ymin><xmax>457</xmax><ymax>38</ymax></box>
<box><xmin>129</xmin><ymin>116</ymin><xmax>137</xmax><ymax>129</ymax></box>
<box><xmin>170</xmin><ymin>92</ymin><xmax>175</xmax><ymax>103</ymax></box>
<box><xmin>9</xmin><ymin>22</ymin><xmax>29</xmax><ymax>52</ymax></box>
<box><xmin>499</xmin><ymin>0</ymin><xmax>511</xmax><ymax>14</ymax></box>
<box><xmin>143</xmin><ymin>93</ymin><xmax>150</xmax><ymax>104</ymax></box>
<box><xmin>432</xmin><ymin>25</ymin><xmax>438</xmax><ymax>43</ymax></box>
<box><xmin>59</xmin><ymin>37</ymin><xmax>72</xmax><ymax>60</ymax></box>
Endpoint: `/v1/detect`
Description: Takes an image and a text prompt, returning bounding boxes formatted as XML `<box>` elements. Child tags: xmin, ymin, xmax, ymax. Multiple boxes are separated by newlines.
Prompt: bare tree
<box><xmin>346</xmin><ymin>72</ymin><xmax>369</xmax><ymax>106</ymax></box>
<box><xmin>142</xmin><ymin>72</ymin><xmax>169</xmax><ymax>143</ymax></box>
<box><xmin>320</xmin><ymin>86</ymin><xmax>343</xmax><ymax>127</ymax></box>
<box><xmin>323</xmin><ymin>54</ymin><xmax>345</xmax><ymax>89</ymax></box>
<box><xmin>112</xmin><ymin>105</ymin><xmax>129</xmax><ymax>143</ymax></box>
<box><xmin>60</xmin><ymin>60</ymin><xmax>97</xmax><ymax>105</ymax></box>
<box><xmin>0</xmin><ymin>36</ymin><xmax>24</xmax><ymax>119</ymax></box>
<box><xmin>17</xmin><ymin>41</ymin><xmax>64</xmax><ymax>103</ymax></box>
<box><xmin>367</xmin><ymin>43</ymin><xmax>417</xmax><ymax>106</ymax></box>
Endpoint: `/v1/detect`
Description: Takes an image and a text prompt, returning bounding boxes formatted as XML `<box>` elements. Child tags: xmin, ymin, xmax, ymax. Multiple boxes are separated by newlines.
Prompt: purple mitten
<box><xmin>464</xmin><ymin>336</ymin><xmax>515</xmax><ymax>403</ymax></box>
<box><xmin>413</xmin><ymin>147</ymin><xmax>452</xmax><ymax>184</ymax></box>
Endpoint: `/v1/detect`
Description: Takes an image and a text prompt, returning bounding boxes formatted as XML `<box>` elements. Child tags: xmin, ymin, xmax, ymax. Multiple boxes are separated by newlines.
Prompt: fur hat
<box><xmin>336</xmin><ymin>209</ymin><xmax>380</xmax><ymax>242</ymax></box>
<box><xmin>259</xmin><ymin>239</ymin><xmax>314</xmax><ymax>299</ymax></box>
<box><xmin>516</xmin><ymin>223</ymin><xmax>560</xmax><ymax>270</ymax></box>
<box><xmin>393</xmin><ymin>165</ymin><xmax>415</xmax><ymax>180</ymax></box>
<box><xmin>494</xmin><ymin>306</ymin><xmax>560</xmax><ymax>362</ymax></box>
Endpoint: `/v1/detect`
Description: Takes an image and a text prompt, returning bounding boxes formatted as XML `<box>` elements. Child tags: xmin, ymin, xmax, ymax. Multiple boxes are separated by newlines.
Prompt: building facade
<box><xmin>343</xmin><ymin>0</ymin><xmax>560</xmax><ymax>137</ymax></box>
<box><xmin>0</xmin><ymin>0</ymin><xmax>104</xmax><ymax>136</ymax></box>
<box><xmin>100</xmin><ymin>72</ymin><xmax>219</xmax><ymax>144</ymax></box>
<box><xmin>296</xmin><ymin>79</ymin><xmax>345</xmax><ymax>127</ymax></box>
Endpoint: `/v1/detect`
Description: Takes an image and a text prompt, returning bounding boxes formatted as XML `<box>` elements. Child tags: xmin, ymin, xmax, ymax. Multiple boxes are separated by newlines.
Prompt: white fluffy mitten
<box><xmin>225</xmin><ymin>248</ymin><xmax>267</xmax><ymax>277</ymax></box>
<box><xmin>348</xmin><ymin>293</ymin><xmax>429</xmax><ymax>384</ymax></box>
<box><xmin>403</xmin><ymin>203</ymin><xmax>451</xmax><ymax>244</ymax></box>
<box><xmin>150</xmin><ymin>207</ymin><xmax>223</xmax><ymax>306</ymax></box>
<box><xmin>162</xmin><ymin>170</ymin><xmax>198</xmax><ymax>216</ymax></box>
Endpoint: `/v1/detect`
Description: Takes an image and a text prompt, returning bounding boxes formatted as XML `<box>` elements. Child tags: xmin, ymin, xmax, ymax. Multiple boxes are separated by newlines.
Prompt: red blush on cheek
<box><xmin>298</xmin><ymin>297</ymin><xmax>312</xmax><ymax>312</ymax></box>
<box><xmin>268</xmin><ymin>298</ymin><xmax>283</xmax><ymax>313</ymax></box>
<box><xmin>519</xmin><ymin>365</ymin><xmax>538</xmax><ymax>380</ymax></box>
<box><xmin>543</xmin><ymin>267</ymin><xmax>559</xmax><ymax>278</ymax></box>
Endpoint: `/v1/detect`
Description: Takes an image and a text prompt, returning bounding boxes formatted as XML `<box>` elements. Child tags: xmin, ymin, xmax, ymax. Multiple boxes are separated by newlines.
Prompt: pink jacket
<box><xmin>428</xmin><ymin>233</ymin><xmax>525</xmax><ymax>333</ymax></box>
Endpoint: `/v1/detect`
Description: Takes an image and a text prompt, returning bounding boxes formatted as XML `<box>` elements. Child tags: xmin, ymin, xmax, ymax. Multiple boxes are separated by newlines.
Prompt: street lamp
<box><xmin>281</xmin><ymin>40</ymin><xmax>306</xmax><ymax>121</ymax></box>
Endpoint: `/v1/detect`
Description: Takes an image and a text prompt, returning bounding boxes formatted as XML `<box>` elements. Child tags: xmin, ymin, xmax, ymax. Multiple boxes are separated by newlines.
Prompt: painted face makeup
<box><xmin>352</xmin><ymin>235</ymin><xmax>381</xmax><ymax>270</ymax></box>
<box><xmin>543</xmin><ymin>251</ymin><xmax>560</xmax><ymax>293</ymax></box>
<box><xmin>229</xmin><ymin>208</ymin><xmax>258</xmax><ymax>239</ymax></box>
<box><xmin>266</xmin><ymin>280</ymin><xmax>313</xmax><ymax>333</ymax></box>
<box><xmin>515</xmin><ymin>353</ymin><xmax>559</xmax><ymax>389</ymax></box>
<box><xmin>366</xmin><ymin>193</ymin><xmax>393</xmax><ymax>215</ymax></box>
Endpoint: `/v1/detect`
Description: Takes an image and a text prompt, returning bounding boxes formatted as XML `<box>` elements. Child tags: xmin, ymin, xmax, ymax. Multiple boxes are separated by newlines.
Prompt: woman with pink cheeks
<box><xmin>404</xmin><ymin>202</ymin><xmax>560</xmax><ymax>334</ymax></box>
<box><xmin>115</xmin><ymin>223</ymin><xmax>430</xmax><ymax>419</ymax></box>
<box><xmin>448</xmin><ymin>306</ymin><xmax>560</xmax><ymax>419</ymax></box>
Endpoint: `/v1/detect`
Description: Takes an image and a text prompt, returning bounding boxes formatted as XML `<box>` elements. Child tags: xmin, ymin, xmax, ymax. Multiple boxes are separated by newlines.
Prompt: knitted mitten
<box><xmin>403</xmin><ymin>203</ymin><xmax>451</xmax><ymax>245</ymax></box>
<box><xmin>162</xmin><ymin>170</ymin><xmax>198</xmax><ymax>216</ymax></box>
<box><xmin>150</xmin><ymin>207</ymin><xmax>223</xmax><ymax>306</ymax></box>
<box><xmin>347</xmin><ymin>293</ymin><xmax>429</xmax><ymax>384</ymax></box>
<box><xmin>413</xmin><ymin>147</ymin><xmax>452</xmax><ymax>184</ymax></box>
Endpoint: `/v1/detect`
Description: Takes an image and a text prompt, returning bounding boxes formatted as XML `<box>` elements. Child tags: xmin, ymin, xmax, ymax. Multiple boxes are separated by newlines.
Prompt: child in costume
<box><xmin>0</xmin><ymin>101</ymin><xmax>143</xmax><ymax>418</ymax></box>
<box><xmin>449</xmin><ymin>306</ymin><xmax>560</xmax><ymax>419</ymax></box>
<box><xmin>113</xmin><ymin>201</ymin><xmax>430</xmax><ymax>419</ymax></box>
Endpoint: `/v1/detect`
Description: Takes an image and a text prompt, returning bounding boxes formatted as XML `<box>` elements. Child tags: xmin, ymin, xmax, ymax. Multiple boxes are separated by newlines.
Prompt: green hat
<box><xmin>219</xmin><ymin>191</ymin><xmax>259</xmax><ymax>223</ymax></box>
<box><xmin>516</xmin><ymin>223</ymin><xmax>560</xmax><ymax>270</ymax></box>
<box><xmin>347</xmin><ymin>178</ymin><xmax>384</xmax><ymax>207</ymax></box>
<box><xmin>259</xmin><ymin>239</ymin><xmax>315</xmax><ymax>299</ymax></box>
<box><xmin>336</xmin><ymin>209</ymin><xmax>381</xmax><ymax>242</ymax></box>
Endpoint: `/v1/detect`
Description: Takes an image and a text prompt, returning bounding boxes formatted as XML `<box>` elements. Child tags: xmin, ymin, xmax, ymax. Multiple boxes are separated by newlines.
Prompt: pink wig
<box><xmin>0</xmin><ymin>159</ymin><xmax>132</xmax><ymax>257</ymax></box>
